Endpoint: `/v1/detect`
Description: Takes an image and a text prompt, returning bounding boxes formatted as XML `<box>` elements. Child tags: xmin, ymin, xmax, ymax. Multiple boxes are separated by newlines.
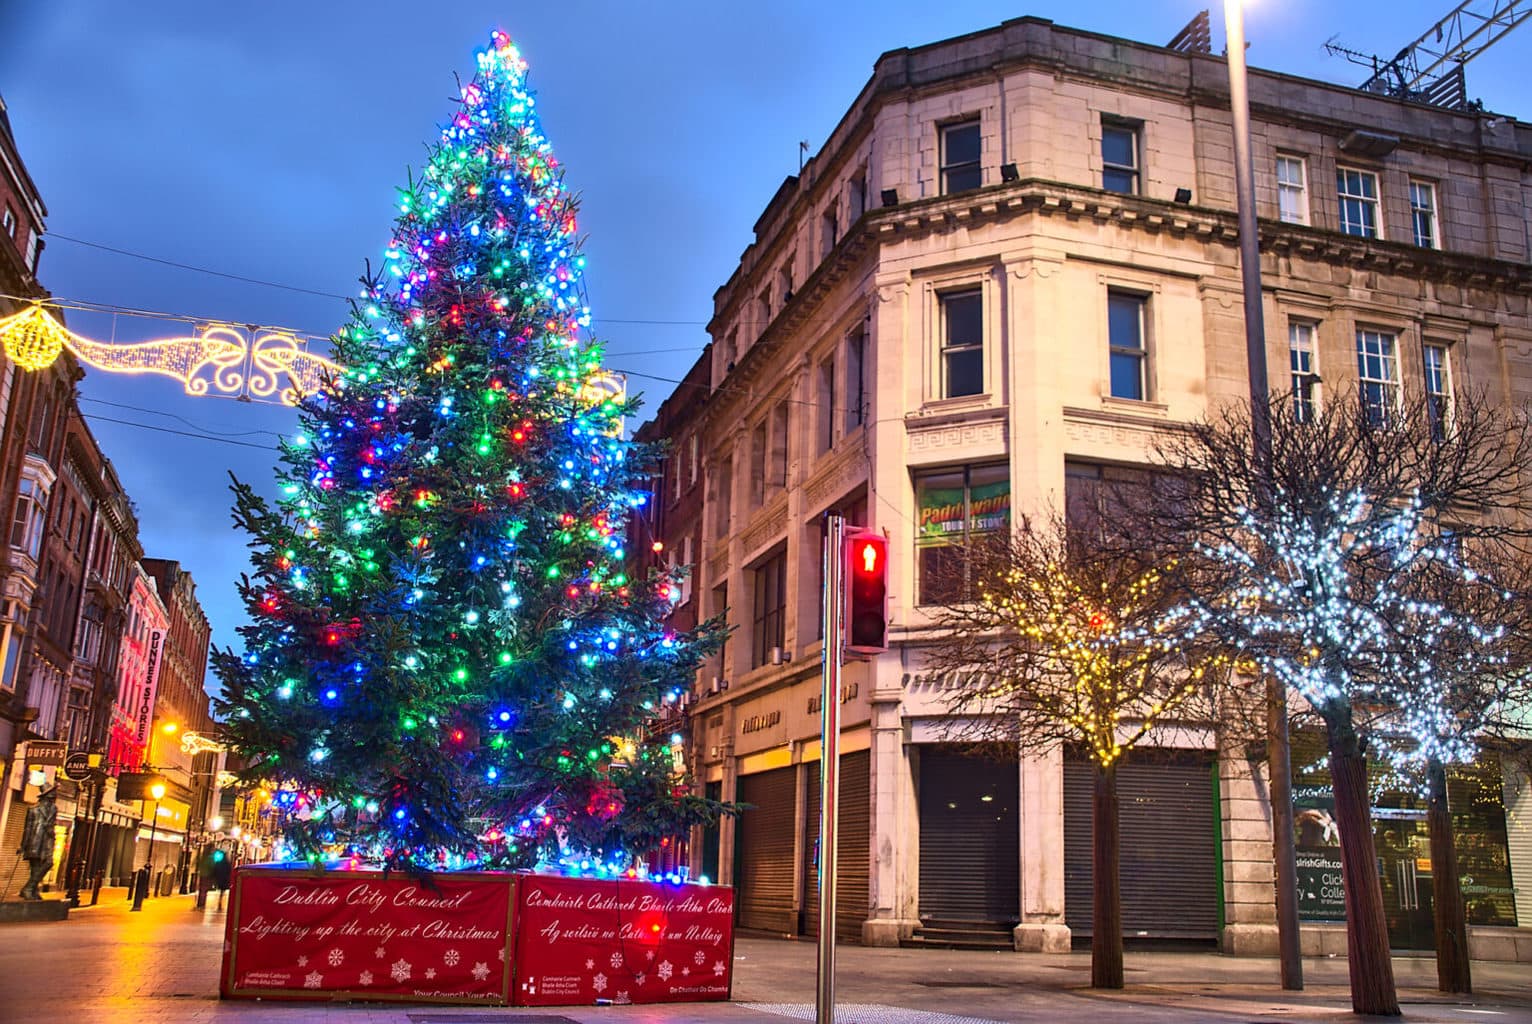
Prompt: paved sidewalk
<box><xmin>1</xmin><ymin>893</ymin><xmax>1529</xmax><ymax>1023</ymax></box>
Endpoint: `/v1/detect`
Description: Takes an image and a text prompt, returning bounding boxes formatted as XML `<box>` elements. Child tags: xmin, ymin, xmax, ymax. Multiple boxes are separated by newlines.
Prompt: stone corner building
<box><xmin>634</xmin><ymin>16</ymin><xmax>1532</xmax><ymax>958</ymax></box>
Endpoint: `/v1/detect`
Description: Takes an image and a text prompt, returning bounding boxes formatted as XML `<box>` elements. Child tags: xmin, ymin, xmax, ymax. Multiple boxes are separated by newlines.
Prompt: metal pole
<box><xmin>1225</xmin><ymin>0</ymin><xmax>1302</xmax><ymax>990</ymax></box>
<box><xmin>816</xmin><ymin>514</ymin><xmax>845</xmax><ymax>1024</ymax></box>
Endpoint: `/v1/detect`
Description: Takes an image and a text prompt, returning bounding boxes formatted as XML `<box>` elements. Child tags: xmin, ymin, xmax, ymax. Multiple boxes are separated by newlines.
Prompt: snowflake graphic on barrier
<box><xmin>610</xmin><ymin>951</ymin><xmax>623</xmax><ymax>969</ymax></box>
<box><xmin>303</xmin><ymin>970</ymin><xmax>323</xmax><ymax>989</ymax></box>
<box><xmin>471</xmin><ymin>962</ymin><xmax>491</xmax><ymax>982</ymax></box>
<box><xmin>358</xmin><ymin>971</ymin><xmax>373</xmax><ymax>986</ymax></box>
<box><xmin>390</xmin><ymin>958</ymin><xmax>412</xmax><ymax>983</ymax></box>
<box><xmin>296</xmin><ymin>955</ymin><xmax>308</xmax><ymax>967</ymax></box>
<box><xmin>592</xmin><ymin>972</ymin><xmax>608</xmax><ymax>994</ymax></box>
<box><xmin>327</xmin><ymin>948</ymin><xmax>344</xmax><ymax>966</ymax></box>
<box><xmin>375</xmin><ymin>945</ymin><xmax>387</xmax><ymax>959</ymax></box>
<box><xmin>425</xmin><ymin>968</ymin><xmax>437</xmax><ymax>980</ymax></box>
<box><xmin>658</xmin><ymin>960</ymin><xmax>673</xmax><ymax>982</ymax></box>
<box><xmin>635</xmin><ymin>971</ymin><xmax>647</xmax><ymax>986</ymax></box>
<box><xmin>714</xmin><ymin>960</ymin><xmax>726</xmax><ymax>977</ymax></box>
<box><xmin>444</xmin><ymin>949</ymin><xmax>460</xmax><ymax>967</ymax></box>
<box><xmin>694</xmin><ymin>949</ymin><xmax>707</xmax><ymax>965</ymax></box>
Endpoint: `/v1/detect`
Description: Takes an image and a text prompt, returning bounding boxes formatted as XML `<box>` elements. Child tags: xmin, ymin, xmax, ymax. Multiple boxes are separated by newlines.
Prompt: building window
<box><xmin>1337</xmin><ymin>167</ymin><xmax>1381</xmax><ymax>239</ymax></box>
<box><xmin>1356</xmin><ymin>329</ymin><xmax>1400</xmax><ymax>426</ymax></box>
<box><xmin>10</xmin><ymin>477</ymin><xmax>47</xmax><ymax>560</ymax></box>
<box><xmin>778</xmin><ymin>261</ymin><xmax>794</xmax><ymax>305</ymax></box>
<box><xmin>1101</xmin><ymin>120</ymin><xmax>1140</xmax><ymax>194</ymax></box>
<box><xmin>845</xmin><ymin>326</ymin><xmax>867</xmax><ymax>431</ymax></box>
<box><xmin>714</xmin><ymin>456</ymin><xmax>733</xmax><ymax>536</ymax></box>
<box><xmin>1409</xmin><ymin>180</ymin><xmax>1438</xmax><ymax>249</ymax></box>
<box><xmin>679</xmin><ymin>535</ymin><xmax>695</xmax><ymax>606</ymax></box>
<box><xmin>1107</xmin><ymin>291</ymin><xmax>1148</xmax><ymax>401</ymax></box>
<box><xmin>850</xmin><ymin>169</ymin><xmax>867</xmax><ymax>220</ymax></box>
<box><xmin>940</xmin><ymin>119</ymin><xmax>981</xmax><ymax>194</ymax></box>
<box><xmin>769</xmin><ymin>401</ymin><xmax>789</xmax><ymax>490</ymax></box>
<box><xmin>1424</xmin><ymin>342</ymin><xmax>1452</xmax><ymax>440</ymax></box>
<box><xmin>687</xmin><ymin>434</ymin><xmax>700</xmax><ymax>487</ymax></box>
<box><xmin>1276</xmin><ymin>155</ymin><xmax>1309</xmax><ymax>225</ymax></box>
<box><xmin>940</xmin><ymin>290</ymin><xmax>983</xmax><ymax>398</ymax></box>
<box><xmin>916</xmin><ymin>464</ymin><xmax>1010</xmax><ymax>605</ymax></box>
<box><xmin>749</xmin><ymin>423</ymin><xmax>767</xmax><ymax>508</ymax></box>
<box><xmin>816</xmin><ymin>356</ymin><xmax>836</xmax><ymax>455</ymax></box>
<box><xmin>821</xmin><ymin>208</ymin><xmax>838</xmax><ymax>260</ymax></box>
<box><xmin>751</xmin><ymin>550</ymin><xmax>787</xmax><ymax>668</ymax></box>
<box><xmin>1</xmin><ymin>206</ymin><xmax>15</xmax><ymax>238</ymax></box>
<box><xmin>1289</xmin><ymin>321</ymin><xmax>1320</xmax><ymax>422</ymax></box>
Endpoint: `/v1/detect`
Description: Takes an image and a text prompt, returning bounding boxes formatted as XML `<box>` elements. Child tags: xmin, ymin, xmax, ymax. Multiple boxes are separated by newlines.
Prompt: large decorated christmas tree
<box><xmin>215</xmin><ymin>32</ymin><xmax>723</xmax><ymax>873</ymax></box>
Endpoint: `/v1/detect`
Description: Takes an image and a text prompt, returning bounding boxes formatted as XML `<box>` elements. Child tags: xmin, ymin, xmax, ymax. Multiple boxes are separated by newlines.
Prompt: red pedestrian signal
<box><xmin>844</xmin><ymin>529</ymin><xmax>888</xmax><ymax>656</ymax></box>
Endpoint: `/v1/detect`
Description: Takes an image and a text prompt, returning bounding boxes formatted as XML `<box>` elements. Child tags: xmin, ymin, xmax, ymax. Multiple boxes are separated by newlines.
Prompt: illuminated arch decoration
<box><xmin>0</xmin><ymin>303</ymin><xmax>342</xmax><ymax>405</ymax></box>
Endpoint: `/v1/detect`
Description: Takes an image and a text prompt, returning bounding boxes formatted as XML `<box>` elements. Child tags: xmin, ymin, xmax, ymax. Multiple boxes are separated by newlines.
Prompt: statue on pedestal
<box><xmin>18</xmin><ymin>786</ymin><xmax>58</xmax><ymax>901</ymax></box>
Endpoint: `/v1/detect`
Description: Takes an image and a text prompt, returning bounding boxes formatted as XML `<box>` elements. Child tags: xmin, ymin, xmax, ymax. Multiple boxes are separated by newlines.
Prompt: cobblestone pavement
<box><xmin>1</xmin><ymin>892</ymin><xmax>1530</xmax><ymax>1023</ymax></box>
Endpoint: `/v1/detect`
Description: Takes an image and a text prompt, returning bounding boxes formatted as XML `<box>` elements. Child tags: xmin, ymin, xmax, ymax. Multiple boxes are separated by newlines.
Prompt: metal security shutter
<box><xmin>917</xmin><ymin>747</ymin><xmax>1020</xmax><ymax>924</ymax></box>
<box><xmin>803</xmin><ymin>749</ymin><xmax>871</xmax><ymax>942</ymax></box>
<box><xmin>735</xmin><ymin>766</ymin><xmax>797</xmax><ymax>934</ymax></box>
<box><xmin>1507</xmin><ymin>764</ymin><xmax>1532</xmax><ymax>927</ymax></box>
<box><xmin>1064</xmin><ymin>754</ymin><xmax>1219</xmax><ymax>940</ymax></box>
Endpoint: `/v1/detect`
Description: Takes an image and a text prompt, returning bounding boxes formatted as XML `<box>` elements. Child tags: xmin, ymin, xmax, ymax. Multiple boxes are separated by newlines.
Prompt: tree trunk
<box><xmin>1268</xmin><ymin>677</ymin><xmax>1303</xmax><ymax>989</ymax></box>
<box><xmin>1091</xmin><ymin>759</ymin><xmax>1124</xmax><ymax>989</ymax></box>
<box><xmin>1427</xmin><ymin>756</ymin><xmax>1472</xmax><ymax>994</ymax></box>
<box><xmin>1325</xmin><ymin>718</ymin><xmax>1400</xmax><ymax>1016</ymax></box>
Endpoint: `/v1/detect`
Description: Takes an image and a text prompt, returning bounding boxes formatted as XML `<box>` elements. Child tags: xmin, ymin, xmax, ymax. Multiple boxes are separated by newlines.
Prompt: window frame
<box><xmin>1336</xmin><ymin>166</ymin><xmax>1382</xmax><ymax>240</ymax></box>
<box><xmin>1107</xmin><ymin>290</ymin><xmax>1149</xmax><ymax>402</ymax></box>
<box><xmin>915</xmin><ymin>462</ymin><xmax>1011</xmax><ymax>606</ymax></box>
<box><xmin>1423</xmin><ymin>341</ymin><xmax>1453</xmax><ymax>440</ymax></box>
<box><xmin>939</xmin><ymin>288</ymin><xmax>985</xmax><ymax>400</ymax></box>
<box><xmin>1276</xmin><ymin>154</ymin><xmax>1309</xmax><ymax>225</ymax></box>
<box><xmin>1</xmin><ymin>205</ymin><xmax>15</xmax><ymax>239</ymax></box>
<box><xmin>751</xmin><ymin>548</ymin><xmax>788</xmax><ymax>668</ymax></box>
<box><xmin>1100</xmin><ymin>119</ymin><xmax>1141</xmax><ymax>195</ymax></box>
<box><xmin>845</xmin><ymin>325</ymin><xmax>867</xmax><ymax>431</ymax></box>
<box><xmin>1356</xmin><ymin>327</ymin><xmax>1401</xmax><ymax>426</ymax></box>
<box><xmin>1409</xmin><ymin>179</ymin><xmax>1439</xmax><ymax>249</ymax></box>
<box><xmin>939</xmin><ymin>118</ymin><xmax>982</xmax><ymax>195</ymax></box>
<box><xmin>816</xmin><ymin>355</ymin><xmax>836</xmax><ymax>455</ymax></box>
<box><xmin>1288</xmin><ymin>320</ymin><xmax>1321</xmax><ymax>422</ymax></box>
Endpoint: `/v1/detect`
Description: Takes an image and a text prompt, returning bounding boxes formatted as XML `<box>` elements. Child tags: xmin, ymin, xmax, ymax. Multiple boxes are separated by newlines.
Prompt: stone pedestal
<box><xmin>1013</xmin><ymin>922</ymin><xmax>1071</xmax><ymax>953</ymax></box>
<box><xmin>862</xmin><ymin>917</ymin><xmax>919</xmax><ymax>947</ymax></box>
<box><xmin>0</xmin><ymin>898</ymin><xmax>68</xmax><ymax>923</ymax></box>
<box><xmin>1220</xmin><ymin>922</ymin><xmax>1279</xmax><ymax>956</ymax></box>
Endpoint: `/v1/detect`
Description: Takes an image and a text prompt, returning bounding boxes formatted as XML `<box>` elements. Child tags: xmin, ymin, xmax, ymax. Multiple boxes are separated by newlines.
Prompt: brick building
<box><xmin>636</xmin><ymin>17</ymin><xmax>1532</xmax><ymax>959</ymax></box>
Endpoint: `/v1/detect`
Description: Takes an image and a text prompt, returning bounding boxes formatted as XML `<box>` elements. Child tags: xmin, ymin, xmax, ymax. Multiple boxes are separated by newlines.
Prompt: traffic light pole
<box><xmin>816</xmin><ymin>513</ymin><xmax>844</xmax><ymax>1024</ymax></box>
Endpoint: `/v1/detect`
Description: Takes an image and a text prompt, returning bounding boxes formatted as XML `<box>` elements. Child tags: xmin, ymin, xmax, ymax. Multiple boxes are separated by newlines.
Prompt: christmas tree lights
<box><xmin>215</xmin><ymin>31</ymin><xmax>724</xmax><ymax>873</ymax></box>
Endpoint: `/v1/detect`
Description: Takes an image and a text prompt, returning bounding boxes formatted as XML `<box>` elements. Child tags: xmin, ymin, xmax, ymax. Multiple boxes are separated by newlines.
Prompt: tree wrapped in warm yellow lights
<box><xmin>925</xmin><ymin>513</ymin><xmax>1224</xmax><ymax>989</ymax></box>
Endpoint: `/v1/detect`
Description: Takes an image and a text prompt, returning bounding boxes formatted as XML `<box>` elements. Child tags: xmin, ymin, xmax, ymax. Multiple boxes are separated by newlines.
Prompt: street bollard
<box><xmin>130</xmin><ymin>866</ymin><xmax>149</xmax><ymax>911</ymax></box>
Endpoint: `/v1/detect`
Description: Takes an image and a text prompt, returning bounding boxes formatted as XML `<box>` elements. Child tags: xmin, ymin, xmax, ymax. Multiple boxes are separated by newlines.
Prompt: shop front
<box><xmin>1293</xmin><ymin>750</ymin><xmax>1519</xmax><ymax>950</ymax></box>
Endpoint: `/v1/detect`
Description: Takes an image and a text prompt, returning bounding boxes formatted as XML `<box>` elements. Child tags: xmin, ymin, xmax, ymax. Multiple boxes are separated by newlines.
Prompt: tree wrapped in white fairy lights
<box><xmin>1154</xmin><ymin>389</ymin><xmax>1532</xmax><ymax>1016</ymax></box>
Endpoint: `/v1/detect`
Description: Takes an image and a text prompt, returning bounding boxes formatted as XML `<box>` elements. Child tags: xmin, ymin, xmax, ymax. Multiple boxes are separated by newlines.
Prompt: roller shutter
<box><xmin>803</xmin><ymin>749</ymin><xmax>871</xmax><ymax>942</ymax></box>
<box><xmin>1064</xmin><ymin>754</ymin><xmax>1218</xmax><ymax>940</ymax></box>
<box><xmin>1507</xmin><ymin>765</ymin><xmax>1531</xmax><ymax>927</ymax></box>
<box><xmin>735</xmin><ymin>766</ymin><xmax>797</xmax><ymax>934</ymax></box>
<box><xmin>917</xmin><ymin>746</ymin><xmax>1020</xmax><ymax>925</ymax></box>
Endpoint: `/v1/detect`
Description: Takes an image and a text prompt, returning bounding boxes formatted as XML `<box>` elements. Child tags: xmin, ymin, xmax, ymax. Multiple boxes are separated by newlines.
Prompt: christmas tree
<box><xmin>215</xmin><ymin>32</ymin><xmax>723</xmax><ymax>873</ymax></box>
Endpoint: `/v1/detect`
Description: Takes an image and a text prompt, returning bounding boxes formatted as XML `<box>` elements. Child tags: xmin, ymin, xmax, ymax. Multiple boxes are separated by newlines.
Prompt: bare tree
<box><xmin>1148</xmin><ymin>387</ymin><xmax>1532</xmax><ymax>1017</ymax></box>
<box><xmin>1363</xmin><ymin>547</ymin><xmax>1532</xmax><ymax>993</ymax></box>
<box><xmin>923</xmin><ymin>516</ymin><xmax>1223</xmax><ymax>989</ymax></box>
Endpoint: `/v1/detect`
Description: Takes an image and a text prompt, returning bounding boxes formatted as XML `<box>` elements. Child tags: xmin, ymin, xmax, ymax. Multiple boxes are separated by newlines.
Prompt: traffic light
<box><xmin>844</xmin><ymin>529</ymin><xmax>888</xmax><ymax>656</ymax></box>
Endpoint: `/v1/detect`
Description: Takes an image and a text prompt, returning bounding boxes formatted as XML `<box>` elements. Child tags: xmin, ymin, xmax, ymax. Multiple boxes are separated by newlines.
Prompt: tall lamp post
<box><xmin>1224</xmin><ymin>0</ymin><xmax>1302</xmax><ymax>991</ymax></box>
<box><xmin>145</xmin><ymin>780</ymin><xmax>166</xmax><ymax>894</ymax></box>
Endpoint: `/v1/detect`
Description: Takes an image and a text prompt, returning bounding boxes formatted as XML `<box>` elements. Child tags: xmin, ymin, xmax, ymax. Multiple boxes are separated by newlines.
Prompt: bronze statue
<box><xmin>17</xmin><ymin>786</ymin><xmax>58</xmax><ymax>901</ymax></box>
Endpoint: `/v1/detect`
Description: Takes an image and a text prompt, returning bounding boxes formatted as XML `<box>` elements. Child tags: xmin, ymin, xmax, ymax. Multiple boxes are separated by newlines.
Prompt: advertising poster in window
<box><xmin>1293</xmin><ymin>784</ymin><xmax>1346</xmax><ymax>921</ymax></box>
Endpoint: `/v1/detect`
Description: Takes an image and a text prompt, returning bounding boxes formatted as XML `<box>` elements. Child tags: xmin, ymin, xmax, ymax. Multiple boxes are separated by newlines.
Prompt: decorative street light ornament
<box><xmin>180</xmin><ymin>731</ymin><xmax>229</xmax><ymax>756</ymax></box>
<box><xmin>0</xmin><ymin>302</ymin><xmax>342</xmax><ymax>405</ymax></box>
<box><xmin>2</xmin><ymin>303</ymin><xmax>68</xmax><ymax>371</ymax></box>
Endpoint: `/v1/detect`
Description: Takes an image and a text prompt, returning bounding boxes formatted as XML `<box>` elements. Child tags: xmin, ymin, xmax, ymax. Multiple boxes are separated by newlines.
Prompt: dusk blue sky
<box><xmin>1</xmin><ymin>2</ymin><xmax>1527</xmax><ymax>698</ymax></box>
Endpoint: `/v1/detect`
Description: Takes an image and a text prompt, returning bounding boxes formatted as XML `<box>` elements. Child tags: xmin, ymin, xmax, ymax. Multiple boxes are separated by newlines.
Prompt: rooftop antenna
<box><xmin>1324</xmin><ymin>0</ymin><xmax>1530</xmax><ymax>109</ymax></box>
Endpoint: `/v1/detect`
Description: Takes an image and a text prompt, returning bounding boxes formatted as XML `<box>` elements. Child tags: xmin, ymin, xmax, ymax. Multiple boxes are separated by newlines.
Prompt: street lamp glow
<box><xmin>210</xmin><ymin>816</ymin><xmax>224</xmax><ymax>831</ymax></box>
<box><xmin>161</xmin><ymin>722</ymin><xmax>179</xmax><ymax>734</ymax></box>
<box><xmin>150</xmin><ymin>782</ymin><xmax>167</xmax><ymax>801</ymax></box>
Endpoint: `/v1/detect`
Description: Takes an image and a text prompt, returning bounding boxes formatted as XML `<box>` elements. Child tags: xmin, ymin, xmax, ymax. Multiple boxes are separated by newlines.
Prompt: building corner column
<box><xmin>1014</xmin><ymin>746</ymin><xmax>1070</xmax><ymax>953</ymax></box>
